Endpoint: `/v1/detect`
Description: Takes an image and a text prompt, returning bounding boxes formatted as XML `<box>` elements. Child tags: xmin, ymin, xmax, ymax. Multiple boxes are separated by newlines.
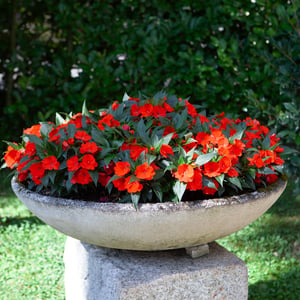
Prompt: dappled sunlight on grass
<box><xmin>218</xmin><ymin>180</ymin><xmax>300</xmax><ymax>300</ymax></box>
<box><xmin>0</xmin><ymin>184</ymin><xmax>66</xmax><ymax>299</ymax></box>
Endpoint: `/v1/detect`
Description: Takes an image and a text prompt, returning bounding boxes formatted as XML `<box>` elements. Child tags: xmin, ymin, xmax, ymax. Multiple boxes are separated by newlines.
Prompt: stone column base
<box><xmin>64</xmin><ymin>237</ymin><xmax>248</xmax><ymax>300</ymax></box>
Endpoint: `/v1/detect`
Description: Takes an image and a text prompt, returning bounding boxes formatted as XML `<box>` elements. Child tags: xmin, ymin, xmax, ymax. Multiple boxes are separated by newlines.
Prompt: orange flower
<box><xmin>218</xmin><ymin>156</ymin><xmax>232</xmax><ymax>174</ymax></box>
<box><xmin>23</xmin><ymin>124</ymin><xmax>41</xmax><ymax>137</ymax></box>
<box><xmin>174</xmin><ymin>164</ymin><xmax>194</xmax><ymax>183</ymax></box>
<box><xmin>4</xmin><ymin>145</ymin><xmax>23</xmax><ymax>169</ymax></box>
<box><xmin>135</xmin><ymin>162</ymin><xmax>155</xmax><ymax>180</ymax></box>
<box><xmin>114</xmin><ymin>161</ymin><xmax>131</xmax><ymax>177</ymax></box>
<box><xmin>126</xmin><ymin>178</ymin><xmax>143</xmax><ymax>193</ymax></box>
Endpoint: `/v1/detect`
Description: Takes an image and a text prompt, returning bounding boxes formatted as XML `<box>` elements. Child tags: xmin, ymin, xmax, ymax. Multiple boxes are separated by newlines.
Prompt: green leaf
<box><xmin>216</xmin><ymin>174</ymin><xmax>225</xmax><ymax>187</ymax></box>
<box><xmin>55</xmin><ymin>113</ymin><xmax>65</xmax><ymax>125</ymax></box>
<box><xmin>48</xmin><ymin>171</ymin><xmax>56</xmax><ymax>184</ymax></box>
<box><xmin>228</xmin><ymin>177</ymin><xmax>242</xmax><ymax>190</ymax></box>
<box><xmin>136</xmin><ymin>120</ymin><xmax>151</xmax><ymax>144</ymax></box>
<box><xmin>195</xmin><ymin>152</ymin><xmax>217</xmax><ymax>166</ymax></box>
<box><xmin>82</xmin><ymin>100</ymin><xmax>89</xmax><ymax>116</ymax></box>
<box><xmin>123</xmin><ymin>92</ymin><xmax>130</xmax><ymax>102</ymax></box>
<box><xmin>153</xmin><ymin>184</ymin><xmax>163</xmax><ymax>202</ymax></box>
<box><xmin>26</xmin><ymin>134</ymin><xmax>43</xmax><ymax>147</ymax></box>
<box><xmin>229</xmin><ymin>122</ymin><xmax>246</xmax><ymax>141</ymax></box>
<box><xmin>262</xmin><ymin>134</ymin><xmax>271</xmax><ymax>150</ymax></box>
<box><xmin>40</xmin><ymin>174</ymin><xmax>49</xmax><ymax>187</ymax></box>
<box><xmin>67</xmin><ymin>123</ymin><xmax>77</xmax><ymax>138</ymax></box>
<box><xmin>88</xmin><ymin>170</ymin><xmax>99</xmax><ymax>185</ymax></box>
<box><xmin>40</xmin><ymin>123</ymin><xmax>53</xmax><ymax>137</ymax></box>
<box><xmin>173</xmin><ymin>180</ymin><xmax>187</xmax><ymax>202</ymax></box>
<box><xmin>131</xmin><ymin>193</ymin><xmax>141</xmax><ymax>210</ymax></box>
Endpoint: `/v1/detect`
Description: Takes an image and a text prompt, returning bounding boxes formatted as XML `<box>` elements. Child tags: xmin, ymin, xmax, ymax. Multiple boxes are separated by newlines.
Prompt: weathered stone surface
<box><xmin>185</xmin><ymin>243</ymin><xmax>209</xmax><ymax>258</ymax></box>
<box><xmin>64</xmin><ymin>237</ymin><xmax>248</xmax><ymax>300</ymax></box>
<box><xmin>12</xmin><ymin>177</ymin><xmax>287</xmax><ymax>251</ymax></box>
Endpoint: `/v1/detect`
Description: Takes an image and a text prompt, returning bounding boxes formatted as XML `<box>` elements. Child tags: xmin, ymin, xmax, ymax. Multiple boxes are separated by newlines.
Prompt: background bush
<box><xmin>1</xmin><ymin>0</ymin><xmax>299</xmax><ymax>188</ymax></box>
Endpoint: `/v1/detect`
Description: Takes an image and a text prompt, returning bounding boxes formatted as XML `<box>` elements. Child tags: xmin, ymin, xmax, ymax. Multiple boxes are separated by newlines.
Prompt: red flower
<box><xmin>114</xmin><ymin>161</ymin><xmax>131</xmax><ymax>177</ymax></box>
<box><xmin>29</xmin><ymin>162</ymin><xmax>45</xmax><ymax>178</ymax></box>
<box><xmin>24</xmin><ymin>142</ymin><xmax>36</xmax><ymax>157</ymax></box>
<box><xmin>130</xmin><ymin>103</ymin><xmax>140</xmax><ymax>117</ymax></box>
<box><xmin>129</xmin><ymin>145</ymin><xmax>148</xmax><ymax>161</ymax></box>
<box><xmin>42</xmin><ymin>156</ymin><xmax>60</xmax><ymax>170</ymax></box>
<box><xmin>67</xmin><ymin>156</ymin><xmax>80</xmax><ymax>171</ymax></box>
<box><xmin>18</xmin><ymin>171</ymin><xmax>29</xmax><ymax>182</ymax></box>
<box><xmin>135</xmin><ymin>162</ymin><xmax>155</xmax><ymax>180</ymax></box>
<box><xmin>103</xmin><ymin>161</ymin><xmax>115</xmax><ymax>175</ymax></box>
<box><xmin>163</xmin><ymin>126</ymin><xmax>178</xmax><ymax>139</ymax></box>
<box><xmin>160</xmin><ymin>144</ymin><xmax>174</xmax><ymax>158</ymax></box>
<box><xmin>71</xmin><ymin>168</ymin><xmax>93</xmax><ymax>185</ymax></box>
<box><xmin>81</xmin><ymin>154</ymin><xmax>98</xmax><ymax>170</ymax></box>
<box><xmin>153</xmin><ymin>105</ymin><xmax>167</xmax><ymax>118</ymax></box>
<box><xmin>187</xmin><ymin>168</ymin><xmax>202</xmax><ymax>191</ymax></box>
<box><xmin>203</xmin><ymin>161</ymin><xmax>221</xmax><ymax>178</ymax></box>
<box><xmin>266</xmin><ymin>174</ymin><xmax>278</xmax><ymax>184</ymax></box>
<box><xmin>112</xmin><ymin>177</ymin><xmax>128</xmax><ymax>191</ymax></box>
<box><xmin>227</xmin><ymin>168</ymin><xmax>239</xmax><ymax>177</ymax></box>
<box><xmin>174</xmin><ymin>164</ymin><xmax>194</xmax><ymax>183</ymax></box>
<box><xmin>98</xmin><ymin>172</ymin><xmax>111</xmax><ymax>186</ymax></box>
<box><xmin>67</xmin><ymin>138</ymin><xmax>75</xmax><ymax>145</ymax></box>
<box><xmin>112</xmin><ymin>101</ymin><xmax>120</xmax><ymax>110</ymax></box>
<box><xmin>139</xmin><ymin>103</ymin><xmax>154</xmax><ymax>117</ymax></box>
<box><xmin>163</xmin><ymin>102</ymin><xmax>174</xmax><ymax>112</ymax></box>
<box><xmin>185</xmin><ymin>100</ymin><xmax>198</xmax><ymax>118</ymax></box>
<box><xmin>98</xmin><ymin>114</ymin><xmax>120</xmax><ymax>130</ymax></box>
<box><xmin>202</xmin><ymin>181</ymin><xmax>219</xmax><ymax>195</ymax></box>
<box><xmin>195</xmin><ymin>132</ymin><xmax>211</xmax><ymax>146</ymax></box>
<box><xmin>80</xmin><ymin>142</ymin><xmax>99</xmax><ymax>154</ymax></box>
<box><xmin>74</xmin><ymin>130</ymin><xmax>91</xmax><ymax>142</ymax></box>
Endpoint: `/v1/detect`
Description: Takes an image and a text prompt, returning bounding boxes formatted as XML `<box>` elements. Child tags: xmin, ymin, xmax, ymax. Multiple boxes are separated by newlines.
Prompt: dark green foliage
<box><xmin>1</xmin><ymin>0</ymin><xmax>299</xmax><ymax>184</ymax></box>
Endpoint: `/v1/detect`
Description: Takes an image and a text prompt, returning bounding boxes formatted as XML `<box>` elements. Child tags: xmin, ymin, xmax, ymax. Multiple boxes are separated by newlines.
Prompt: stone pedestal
<box><xmin>64</xmin><ymin>237</ymin><xmax>248</xmax><ymax>300</ymax></box>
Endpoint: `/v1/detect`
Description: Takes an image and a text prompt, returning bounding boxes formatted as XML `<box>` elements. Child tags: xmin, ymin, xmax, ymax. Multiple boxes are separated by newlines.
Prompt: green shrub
<box><xmin>1</xmin><ymin>0</ymin><xmax>299</xmax><ymax>183</ymax></box>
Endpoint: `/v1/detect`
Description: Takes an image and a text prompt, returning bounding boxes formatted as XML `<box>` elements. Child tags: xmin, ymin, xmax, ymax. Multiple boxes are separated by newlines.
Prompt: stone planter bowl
<box><xmin>12</xmin><ymin>177</ymin><xmax>287</xmax><ymax>251</ymax></box>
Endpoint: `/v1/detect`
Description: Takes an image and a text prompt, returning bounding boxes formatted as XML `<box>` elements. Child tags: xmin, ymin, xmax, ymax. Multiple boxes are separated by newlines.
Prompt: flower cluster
<box><xmin>3</xmin><ymin>92</ymin><xmax>285</xmax><ymax>206</ymax></box>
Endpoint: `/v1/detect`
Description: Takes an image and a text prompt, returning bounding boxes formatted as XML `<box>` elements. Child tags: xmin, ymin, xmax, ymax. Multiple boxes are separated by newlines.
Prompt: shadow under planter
<box><xmin>64</xmin><ymin>237</ymin><xmax>248</xmax><ymax>300</ymax></box>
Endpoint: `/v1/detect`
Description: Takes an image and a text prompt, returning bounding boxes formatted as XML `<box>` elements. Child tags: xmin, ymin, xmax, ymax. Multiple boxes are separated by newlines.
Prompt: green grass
<box><xmin>0</xmin><ymin>172</ymin><xmax>66</xmax><ymax>299</ymax></box>
<box><xmin>218</xmin><ymin>180</ymin><xmax>300</xmax><ymax>300</ymax></box>
<box><xmin>0</xmin><ymin>171</ymin><xmax>299</xmax><ymax>299</ymax></box>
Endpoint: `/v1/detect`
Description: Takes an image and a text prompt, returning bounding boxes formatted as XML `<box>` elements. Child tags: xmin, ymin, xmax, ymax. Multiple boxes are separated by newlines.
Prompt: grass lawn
<box><xmin>0</xmin><ymin>171</ymin><xmax>299</xmax><ymax>299</ymax></box>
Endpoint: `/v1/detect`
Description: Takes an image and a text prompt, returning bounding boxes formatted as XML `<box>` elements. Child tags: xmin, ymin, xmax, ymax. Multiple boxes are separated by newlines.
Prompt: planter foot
<box><xmin>185</xmin><ymin>243</ymin><xmax>209</xmax><ymax>258</ymax></box>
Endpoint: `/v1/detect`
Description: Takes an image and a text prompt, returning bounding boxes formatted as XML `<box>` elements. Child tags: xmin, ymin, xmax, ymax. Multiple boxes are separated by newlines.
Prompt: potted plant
<box><xmin>3</xmin><ymin>92</ymin><xmax>287</xmax><ymax>251</ymax></box>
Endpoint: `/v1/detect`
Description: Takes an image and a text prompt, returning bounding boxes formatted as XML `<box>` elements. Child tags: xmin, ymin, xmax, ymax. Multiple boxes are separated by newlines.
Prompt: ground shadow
<box><xmin>0</xmin><ymin>215</ymin><xmax>45</xmax><ymax>227</ymax></box>
<box><xmin>248</xmin><ymin>267</ymin><xmax>300</xmax><ymax>300</ymax></box>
